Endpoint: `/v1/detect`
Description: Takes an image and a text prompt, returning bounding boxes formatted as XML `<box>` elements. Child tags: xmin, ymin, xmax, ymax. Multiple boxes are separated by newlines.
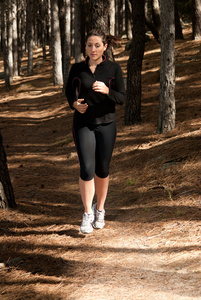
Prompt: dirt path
<box><xmin>1</xmin><ymin>30</ymin><xmax>201</xmax><ymax>299</ymax></box>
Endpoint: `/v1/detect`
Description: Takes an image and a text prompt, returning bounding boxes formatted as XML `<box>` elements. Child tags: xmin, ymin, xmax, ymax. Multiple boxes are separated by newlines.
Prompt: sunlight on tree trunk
<box><xmin>157</xmin><ymin>0</ymin><xmax>176</xmax><ymax>134</ymax></box>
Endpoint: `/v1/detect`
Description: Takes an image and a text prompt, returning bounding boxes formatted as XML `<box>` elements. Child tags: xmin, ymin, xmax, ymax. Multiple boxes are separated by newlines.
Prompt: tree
<box><xmin>51</xmin><ymin>0</ymin><xmax>63</xmax><ymax>85</ymax></box>
<box><xmin>63</xmin><ymin>0</ymin><xmax>71</xmax><ymax>89</ymax></box>
<box><xmin>175</xmin><ymin>0</ymin><xmax>183</xmax><ymax>40</ymax></box>
<box><xmin>192</xmin><ymin>0</ymin><xmax>201</xmax><ymax>40</ymax></box>
<box><xmin>124</xmin><ymin>0</ymin><xmax>145</xmax><ymax>125</ymax></box>
<box><xmin>0</xmin><ymin>132</ymin><xmax>16</xmax><ymax>209</ymax></box>
<box><xmin>8</xmin><ymin>0</ymin><xmax>13</xmax><ymax>82</ymax></box>
<box><xmin>145</xmin><ymin>0</ymin><xmax>160</xmax><ymax>42</ymax></box>
<box><xmin>74</xmin><ymin>0</ymin><xmax>82</xmax><ymax>63</ymax></box>
<box><xmin>1</xmin><ymin>1</ymin><xmax>11</xmax><ymax>87</ymax></box>
<box><xmin>27</xmin><ymin>0</ymin><xmax>34</xmax><ymax>74</ymax></box>
<box><xmin>157</xmin><ymin>0</ymin><xmax>176</xmax><ymax>133</ymax></box>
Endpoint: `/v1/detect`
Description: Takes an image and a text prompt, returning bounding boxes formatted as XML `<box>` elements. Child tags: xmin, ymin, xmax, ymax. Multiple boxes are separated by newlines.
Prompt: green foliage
<box><xmin>126</xmin><ymin>178</ymin><xmax>136</xmax><ymax>185</ymax></box>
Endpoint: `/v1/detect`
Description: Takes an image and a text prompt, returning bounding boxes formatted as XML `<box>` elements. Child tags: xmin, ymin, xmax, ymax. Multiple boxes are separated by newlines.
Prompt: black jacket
<box><xmin>65</xmin><ymin>56</ymin><xmax>125</xmax><ymax>124</ymax></box>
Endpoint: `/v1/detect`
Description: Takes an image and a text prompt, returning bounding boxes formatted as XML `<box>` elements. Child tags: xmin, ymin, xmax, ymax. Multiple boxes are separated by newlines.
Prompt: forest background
<box><xmin>0</xmin><ymin>0</ymin><xmax>201</xmax><ymax>299</ymax></box>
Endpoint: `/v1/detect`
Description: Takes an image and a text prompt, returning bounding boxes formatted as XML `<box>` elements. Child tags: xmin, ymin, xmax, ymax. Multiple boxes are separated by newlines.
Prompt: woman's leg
<box><xmin>94</xmin><ymin>175</ymin><xmax>109</xmax><ymax>211</ymax></box>
<box><xmin>79</xmin><ymin>177</ymin><xmax>95</xmax><ymax>214</ymax></box>
<box><xmin>73</xmin><ymin>121</ymin><xmax>96</xmax><ymax>213</ymax></box>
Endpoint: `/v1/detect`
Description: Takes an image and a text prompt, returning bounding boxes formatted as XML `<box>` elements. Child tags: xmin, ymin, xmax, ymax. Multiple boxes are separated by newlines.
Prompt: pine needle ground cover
<box><xmin>0</xmin><ymin>27</ymin><xmax>201</xmax><ymax>299</ymax></box>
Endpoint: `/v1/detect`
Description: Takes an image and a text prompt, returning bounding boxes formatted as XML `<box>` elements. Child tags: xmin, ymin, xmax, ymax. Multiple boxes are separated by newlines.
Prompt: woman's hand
<box><xmin>73</xmin><ymin>99</ymin><xmax>88</xmax><ymax>114</ymax></box>
<box><xmin>92</xmin><ymin>81</ymin><xmax>109</xmax><ymax>95</ymax></box>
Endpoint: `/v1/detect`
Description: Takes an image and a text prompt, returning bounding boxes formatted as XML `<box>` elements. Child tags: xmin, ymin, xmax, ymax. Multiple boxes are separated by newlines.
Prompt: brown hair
<box><xmin>86</xmin><ymin>29</ymin><xmax>121</xmax><ymax>48</ymax></box>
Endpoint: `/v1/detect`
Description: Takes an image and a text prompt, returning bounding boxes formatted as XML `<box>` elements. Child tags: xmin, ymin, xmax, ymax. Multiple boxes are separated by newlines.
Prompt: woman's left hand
<box><xmin>92</xmin><ymin>81</ymin><xmax>109</xmax><ymax>95</ymax></box>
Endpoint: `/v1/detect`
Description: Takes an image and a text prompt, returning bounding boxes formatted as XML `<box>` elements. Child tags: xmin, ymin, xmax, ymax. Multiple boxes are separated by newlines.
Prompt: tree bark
<box><xmin>27</xmin><ymin>0</ymin><xmax>34</xmax><ymax>74</ymax></box>
<box><xmin>175</xmin><ymin>0</ymin><xmax>183</xmax><ymax>40</ymax></box>
<box><xmin>157</xmin><ymin>0</ymin><xmax>175</xmax><ymax>133</ymax></box>
<box><xmin>0</xmin><ymin>132</ymin><xmax>16</xmax><ymax>209</ymax></box>
<box><xmin>192</xmin><ymin>0</ymin><xmax>201</xmax><ymax>40</ymax></box>
<box><xmin>8</xmin><ymin>0</ymin><xmax>13</xmax><ymax>82</ymax></box>
<box><xmin>51</xmin><ymin>0</ymin><xmax>63</xmax><ymax>85</ymax></box>
<box><xmin>145</xmin><ymin>0</ymin><xmax>160</xmax><ymax>42</ymax></box>
<box><xmin>12</xmin><ymin>0</ymin><xmax>18</xmax><ymax>76</ymax></box>
<box><xmin>1</xmin><ymin>2</ymin><xmax>10</xmax><ymax>87</ymax></box>
<box><xmin>63</xmin><ymin>0</ymin><xmax>71</xmax><ymax>89</ymax></box>
<box><xmin>74</xmin><ymin>0</ymin><xmax>82</xmax><ymax>63</ymax></box>
<box><xmin>124</xmin><ymin>0</ymin><xmax>145</xmax><ymax>125</ymax></box>
<box><xmin>151</xmin><ymin>0</ymin><xmax>161</xmax><ymax>35</ymax></box>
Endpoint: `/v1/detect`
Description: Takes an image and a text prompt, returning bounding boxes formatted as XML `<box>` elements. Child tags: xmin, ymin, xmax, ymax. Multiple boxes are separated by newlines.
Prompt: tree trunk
<box><xmin>125</xmin><ymin>0</ymin><xmax>132</xmax><ymax>39</ymax></box>
<box><xmin>151</xmin><ymin>0</ymin><xmax>161</xmax><ymax>35</ymax></box>
<box><xmin>124</xmin><ymin>0</ymin><xmax>145</xmax><ymax>125</ymax></box>
<box><xmin>0</xmin><ymin>132</ymin><xmax>16</xmax><ymax>209</ymax></box>
<box><xmin>40</xmin><ymin>0</ymin><xmax>47</xmax><ymax>59</ymax></box>
<box><xmin>157</xmin><ymin>0</ymin><xmax>175</xmax><ymax>133</ymax></box>
<box><xmin>51</xmin><ymin>0</ymin><xmax>63</xmax><ymax>85</ymax></box>
<box><xmin>12</xmin><ymin>0</ymin><xmax>18</xmax><ymax>76</ymax></box>
<box><xmin>1</xmin><ymin>2</ymin><xmax>10</xmax><ymax>87</ymax></box>
<box><xmin>192</xmin><ymin>0</ymin><xmax>201</xmax><ymax>40</ymax></box>
<box><xmin>89</xmin><ymin>0</ymin><xmax>113</xmax><ymax>60</ymax></box>
<box><xmin>8</xmin><ymin>0</ymin><xmax>13</xmax><ymax>82</ymax></box>
<box><xmin>175</xmin><ymin>0</ymin><xmax>183</xmax><ymax>40</ymax></box>
<box><xmin>74</xmin><ymin>0</ymin><xmax>82</xmax><ymax>63</ymax></box>
<box><xmin>109</xmin><ymin>0</ymin><xmax>115</xmax><ymax>35</ymax></box>
<box><xmin>27</xmin><ymin>0</ymin><xmax>34</xmax><ymax>74</ymax></box>
<box><xmin>145</xmin><ymin>0</ymin><xmax>160</xmax><ymax>42</ymax></box>
<box><xmin>63</xmin><ymin>0</ymin><xmax>71</xmax><ymax>89</ymax></box>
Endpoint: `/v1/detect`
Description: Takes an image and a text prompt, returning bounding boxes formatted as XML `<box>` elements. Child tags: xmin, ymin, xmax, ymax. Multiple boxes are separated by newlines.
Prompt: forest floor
<box><xmin>0</xmin><ymin>27</ymin><xmax>201</xmax><ymax>300</ymax></box>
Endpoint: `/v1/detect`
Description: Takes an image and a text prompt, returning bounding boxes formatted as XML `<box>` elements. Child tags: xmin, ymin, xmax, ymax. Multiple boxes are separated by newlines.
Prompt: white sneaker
<box><xmin>92</xmin><ymin>203</ymin><xmax>105</xmax><ymax>229</ymax></box>
<box><xmin>80</xmin><ymin>212</ymin><xmax>94</xmax><ymax>234</ymax></box>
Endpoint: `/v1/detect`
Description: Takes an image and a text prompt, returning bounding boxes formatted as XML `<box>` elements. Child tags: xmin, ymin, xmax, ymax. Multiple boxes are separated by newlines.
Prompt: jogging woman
<box><xmin>65</xmin><ymin>29</ymin><xmax>125</xmax><ymax>234</ymax></box>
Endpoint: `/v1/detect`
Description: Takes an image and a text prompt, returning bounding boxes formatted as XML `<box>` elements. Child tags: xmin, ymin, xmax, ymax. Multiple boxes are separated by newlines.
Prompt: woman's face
<box><xmin>86</xmin><ymin>35</ymin><xmax>107</xmax><ymax>63</ymax></box>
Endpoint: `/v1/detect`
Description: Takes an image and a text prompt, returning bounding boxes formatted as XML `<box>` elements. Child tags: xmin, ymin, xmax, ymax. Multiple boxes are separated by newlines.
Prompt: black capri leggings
<box><xmin>73</xmin><ymin>120</ymin><xmax>117</xmax><ymax>181</ymax></box>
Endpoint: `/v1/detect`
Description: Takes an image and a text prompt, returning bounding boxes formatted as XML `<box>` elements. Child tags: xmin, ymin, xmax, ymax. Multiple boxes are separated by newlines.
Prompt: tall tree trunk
<box><xmin>157</xmin><ymin>0</ymin><xmax>175</xmax><ymax>133</ymax></box>
<box><xmin>109</xmin><ymin>0</ymin><xmax>115</xmax><ymax>35</ymax></box>
<box><xmin>74</xmin><ymin>0</ymin><xmax>82</xmax><ymax>62</ymax></box>
<box><xmin>145</xmin><ymin>0</ymin><xmax>160</xmax><ymax>42</ymax></box>
<box><xmin>151</xmin><ymin>0</ymin><xmax>161</xmax><ymax>35</ymax></box>
<box><xmin>63</xmin><ymin>0</ymin><xmax>71</xmax><ymax>89</ymax></box>
<box><xmin>89</xmin><ymin>0</ymin><xmax>113</xmax><ymax>60</ymax></box>
<box><xmin>8</xmin><ymin>0</ymin><xmax>13</xmax><ymax>82</ymax></box>
<box><xmin>51</xmin><ymin>0</ymin><xmax>63</xmax><ymax>85</ymax></box>
<box><xmin>1</xmin><ymin>2</ymin><xmax>10</xmax><ymax>87</ymax></box>
<box><xmin>124</xmin><ymin>0</ymin><xmax>145</xmax><ymax>125</ymax></box>
<box><xmin>40</xmin><ymin>0</ymin><xmax>46</xmax><ymax>59</ymax></box>
<box><xmin>12</xmin><ymin>0</ymin><xmax>18</xmax><ymax>76</ymax></box>
<box><xmin>125</xmin><ymin>0</ymin><xmax>132</xmax><ymax>39</ymax></box>
<box><xmin>175</xmin><ymin>0</ymin><xmax>183</xmax><ymax>40</ymax></box>
<box><xmin>27</xmin><ymin>0</ymin><xmax>34</xmax><ymax>74</ymax></box>
<box><xmin>192</xmin><ymin>0</ymin><xmax>201</xmax><ymax>40</ymax></box>
<box><xmin>0</xmin><ymin>132</ymin><xmax>16</xmax><ymax>209</ymax></box>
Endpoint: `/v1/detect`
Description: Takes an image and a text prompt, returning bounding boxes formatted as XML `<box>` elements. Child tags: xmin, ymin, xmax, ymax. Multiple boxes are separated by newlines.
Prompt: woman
<box><xmin>66</xmin><ymin>29</ymin><xmax>125</xmax><ymax>234</ymax></box>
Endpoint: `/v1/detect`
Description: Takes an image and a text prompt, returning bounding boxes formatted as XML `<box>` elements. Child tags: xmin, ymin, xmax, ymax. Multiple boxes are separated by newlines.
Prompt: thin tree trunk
<box><xmin>12</xmin><ymin>0</ymin><xmax>18</xmax><ymax>76</ymax></box>
<box><xmin>8</xmin><ymin>0</ymin><xmax>13</xmax><ymax>82</ymax></box>
<box><xmin>51</xmin><ymin>0</ymin><xmax>63</xmax><ymax>85</ymax></box>
<box><xmin>63</xmin><ymin>0</ymin><xmax>71</xmax><ymax>89</ymax></box>
<box><xmin>74</xmin><ymin>0</ymin><xmax>82</xmax><ymax>62</ymax></box>
<box><xmin>27</xmin><ymin>0</ymin><xmax>34</xmax><ymax>74</ymax></box>
<box><xmin>0</xmin><ymin>132</ymin><xmax>16</xmax><ymax>209</ymax></box>
<box><xmin>124</xmin><ymin>0</ymin><xmax>145</xmax><ymax>125</ymax></box>
<box><xmin>157</xmin><ymin>0</ymin><xmax>175</xmax><ymax>133</ymax></box>
<box><xmin>151</xmin><ymin>0</ymin><xmax>161</xmax><ymax>35</ymax></box>
<box><xmin>145</xmin><ymin>0</ymin><xmax>160</xmax><ymax>42</ymax></box>
<box><xmin>1</xmin><ymin>2</ymin><xmax>10</xmax><ymax>87</ymax></box>
<box><xmin>175</xmin><ymin>0</ymin><xmax>183</xmax><ymax>40</ymax></box>
<box><xmin>109</xmin><ymin>0</ymin><xmax>115</xmax><ymax>35</ymax></box>
<box><xmin>192</xmin><ymin>0</ymin><xmax>201</xmax><ymax>40</ymax></box>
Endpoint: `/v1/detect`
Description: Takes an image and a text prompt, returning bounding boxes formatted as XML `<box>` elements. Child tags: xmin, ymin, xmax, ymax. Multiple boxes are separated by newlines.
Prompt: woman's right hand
<box><xmin>73</xmin><ymin>99</ymin><xmax>88</xmax><ymax>114</ymax></box>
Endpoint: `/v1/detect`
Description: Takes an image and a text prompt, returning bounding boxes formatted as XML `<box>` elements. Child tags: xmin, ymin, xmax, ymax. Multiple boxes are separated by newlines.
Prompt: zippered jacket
<box><xmin>65</xmin><ymin>56</ymin><xmax>125</xmax><ymax>124</ymax></box>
